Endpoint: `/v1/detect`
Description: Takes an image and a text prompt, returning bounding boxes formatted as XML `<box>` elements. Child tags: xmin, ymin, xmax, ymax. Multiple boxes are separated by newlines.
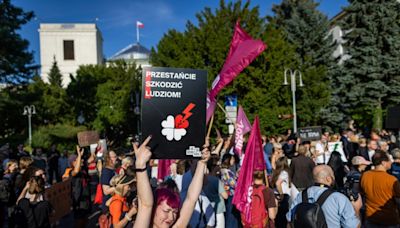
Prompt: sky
<box><xmin>13</xmin><ymin>0</ymin><xmax>349</xmax><ymax>65</ymax></box>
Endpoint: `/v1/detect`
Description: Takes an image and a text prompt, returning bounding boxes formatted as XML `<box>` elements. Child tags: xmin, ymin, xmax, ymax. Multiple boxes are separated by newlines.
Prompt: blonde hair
<box><xmin>5</xmin><ymin>159</ymin><xmax>18</xmax><ymax>174</ymax></box>
<box><xmin>121</xmin><ymin>157</ymin><xmax>133</xmax><ymax>167</ymax></box>
<box><xmin>19</xmin><ymin>157</ymin><xmax>33</xmax><ymax>170</ymax></box>
<box><xmin>109</xmin><ymin>174</ymin><xmax>129</xmax><ymax>196</ymax></box>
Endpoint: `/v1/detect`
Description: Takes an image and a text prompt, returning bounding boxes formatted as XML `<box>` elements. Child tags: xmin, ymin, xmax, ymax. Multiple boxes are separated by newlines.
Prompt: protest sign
<box><xmin>298</xmin><ymin>126</ymin><xmax>322</xmax><ymax>141</ymax></box>
<box><xmin>45</xmin><ymin>180</ymin><xmax>72</xmax><ymax>224</ymax></box>
<box><xmin>141</xmin><ymin>67</ymin><xmax>207</xmax><ymax>159</ymax></box>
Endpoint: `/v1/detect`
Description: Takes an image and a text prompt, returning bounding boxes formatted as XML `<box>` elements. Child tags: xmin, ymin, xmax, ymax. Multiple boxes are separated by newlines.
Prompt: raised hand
<box><xmin>200</xmin><ymin>145</ymin><xmax>211</xmax><ymax>164</ymax></box>
<box><xmin>76</xmin><ymin>145</ymin><xmax>84</xmax><ymax>157</ymax></box>
<box><xmin>133</xmin><ymin>135</ymin><xmax>152</xmax><ymax>168</ymax></box>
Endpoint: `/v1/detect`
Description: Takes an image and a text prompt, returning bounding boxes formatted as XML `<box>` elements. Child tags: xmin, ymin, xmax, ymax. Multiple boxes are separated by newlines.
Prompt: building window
<box><xmin>63</xmin><ymin>40</ymin><xmax>74</xmax><ymax>60</ymax></box>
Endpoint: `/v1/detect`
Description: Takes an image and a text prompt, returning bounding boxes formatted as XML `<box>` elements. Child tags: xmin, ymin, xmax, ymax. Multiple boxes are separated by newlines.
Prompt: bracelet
<box><xmin>125</xmin><ymin>214</ymin><xmax>132</xmax><ymax>221</ymax></box>
<box><xmin>135</xmin><ymin>167</ymin><xmax>147</xmax><ymax>172</ymax></box>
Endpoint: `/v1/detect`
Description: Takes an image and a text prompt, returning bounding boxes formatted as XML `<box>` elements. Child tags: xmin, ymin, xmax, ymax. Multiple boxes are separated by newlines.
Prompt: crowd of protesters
<box><xmin>0</xmin><ymin>126</ymin><xmax>399</xmax><ymax>228</ymax></box>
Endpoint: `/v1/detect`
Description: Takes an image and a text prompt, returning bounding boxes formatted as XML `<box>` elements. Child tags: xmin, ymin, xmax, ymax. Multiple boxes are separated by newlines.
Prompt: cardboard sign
<box><xmin>45</xmin><ymin>180</ymin><xmax>72</xmax><ymax>224</ymax></box>
<box><xmin>141</xmin><ymin>67</ymin><xmax>207</xmax><ymax>159</ymax></box>
<box><xmin>298</xmin><ymin>126</ymin><xmax>322</xmax><ymax>141</ymax></box>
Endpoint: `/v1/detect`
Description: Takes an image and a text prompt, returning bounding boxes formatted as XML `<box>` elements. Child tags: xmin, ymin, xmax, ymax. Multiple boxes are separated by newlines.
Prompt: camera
<box><xmin>339</xmin><ymin>175</ymin><xmax>359</xmax><ymax>201</ymax></box>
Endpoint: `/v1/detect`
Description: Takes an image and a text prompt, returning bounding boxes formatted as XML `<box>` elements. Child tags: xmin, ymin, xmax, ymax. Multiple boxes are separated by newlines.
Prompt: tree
<box><xmin>271</xmin><ymin>0</ymin><xmax>333</xmax><ymax>128</ymax></box>
<box><xmin>67</xmin><ymin>60</ymin><xmax>142</xmax><ymax>146</ymax></box>
<box><xmin>151</xmin><ymin>0</ymin><xmax>303</xmax><ymax>135</ymax></box>
<box><xmin>0</xmin><ymin>0</ymin><xmax>35</xmax><ymax>84</ymax></box>
<box><xmin>333</xmin><ymin>0</ymin><xmax>400</xmax><ymax>130</ymax></box>
<box><xmin>48</xmin><ymin>56</ymin><xmax>63</xmax><ymax>87</ymax></box>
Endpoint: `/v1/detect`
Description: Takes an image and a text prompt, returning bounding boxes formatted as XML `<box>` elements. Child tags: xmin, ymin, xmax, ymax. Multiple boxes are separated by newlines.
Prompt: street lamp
<box><xmin>283</xmin><ymin>69</ymin><xmax>304</xmax><ymax>134</ymax></box>
<box><xmin>23</xmin><ymin>105</ymin><xmax>36</xmax><ymax>146</ymax></box>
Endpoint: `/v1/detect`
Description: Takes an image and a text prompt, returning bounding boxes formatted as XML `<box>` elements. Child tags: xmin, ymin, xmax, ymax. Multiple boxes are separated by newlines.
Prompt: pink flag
<box><xmin>234</xmin><ymin>106</ymin><xmax>252</xmax><ymax>156</ymax></box>
<box><xmin>157</xmin><ymin>159</ymin><xmax>174</xmax><ymax>181</ymax></box>
<box><xmin>206</xmin><ymin>93</ymin><xmax>217</xmax><ymax>124</ymax></box>
<box><xmin>206</xmin><ymin>21</ymin><xmax>266</xmax><ymax>124</ymax></box>
<box><xmin>232</xmin><ymin>116</ymin><xmax>266</xmax><ymax>223</ymax></box>
<box><xmin>208</xmin><ymin>21</ymin><xmax>266</xmax><ymax>99</ymax></box>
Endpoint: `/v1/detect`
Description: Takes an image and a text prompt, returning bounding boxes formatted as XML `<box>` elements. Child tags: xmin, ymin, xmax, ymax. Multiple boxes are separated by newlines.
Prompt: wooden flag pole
<box><xmin>206</xmin><ymin>114</ymin><xmax>215</xmax><ymax>139</ymax></box>
<box><xmin>216</xmin><ymin>102</ymin><xmax>237</xmax><ymax>127</ymax></box>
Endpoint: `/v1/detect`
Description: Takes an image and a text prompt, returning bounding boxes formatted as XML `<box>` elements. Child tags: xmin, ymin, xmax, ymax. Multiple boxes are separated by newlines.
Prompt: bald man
<box><xmin>287</xmin><ymin>165</ymin><xmax>361</xmax><ymax>228</ymax></box>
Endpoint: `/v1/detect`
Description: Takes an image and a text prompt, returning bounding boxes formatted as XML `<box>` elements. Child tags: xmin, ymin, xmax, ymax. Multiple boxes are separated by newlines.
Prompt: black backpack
<box><xmin>0</xmin><ymin>178</ymin><xmax>11</xmax><ymax>204</ymax></box>
<box><xmin>293</xmin><ymin>188</ymin><xmax>333</xmax><ymax>228</ymax></box>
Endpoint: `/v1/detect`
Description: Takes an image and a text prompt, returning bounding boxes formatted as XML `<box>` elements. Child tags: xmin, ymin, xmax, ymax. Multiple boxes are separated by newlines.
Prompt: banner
<box><xmin>234</xmin><ymin>106</ymin><xmax>251</xmax><ymax>156</ymax></box>
<box><xmin>206</xmin><ymin>21</ymin><xmax>266</xmax><ymax>123</ymax></box>
<box><xmin>298</xmin><ymin>126</ymin><xmax>322</xmax><ymax>141</ymax></box>
<box><xmin>141</xmin><ymin>67</ymin><xmax>207</xmax><ymax>159</ymax></box>
<box><xmin>232</xmin><ymin>116</ymin><xmax>266</xmax><ymax>223</ymax></box>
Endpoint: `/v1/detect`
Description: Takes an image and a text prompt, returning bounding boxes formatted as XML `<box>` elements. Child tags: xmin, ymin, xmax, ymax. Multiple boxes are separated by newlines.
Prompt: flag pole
<box><xmin>136</xmin><ymin>22</ymin><xmax>139</xmax><ymax>43</ymax></box>
<box><xmin>206</xmin><ymin>114</ymin><xmax>214</xmax><ymax>139</ymax></box>
<box><xmin>216</xmin><ymin>102</ymin><xmax>236</xmax><ymax>127</ymax></box>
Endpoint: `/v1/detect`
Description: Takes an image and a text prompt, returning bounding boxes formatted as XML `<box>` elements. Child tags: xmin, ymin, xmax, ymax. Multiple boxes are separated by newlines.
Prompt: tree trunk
<box><xmin>372</xmin><ymin>102</ymin><xmax>383</xmax><ymax>131</ymax></box>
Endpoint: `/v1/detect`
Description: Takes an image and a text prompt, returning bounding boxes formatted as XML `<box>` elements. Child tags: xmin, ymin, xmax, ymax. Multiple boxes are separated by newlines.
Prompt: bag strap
<box><xmin>316</xmin><ymin>189</ymin><xmax>333</xmax><ymax>206</ymax></box>
<box><xmin>301</xmin><ymin>188</ymin><xmax>309</xmax><ymax>203</ymax></box>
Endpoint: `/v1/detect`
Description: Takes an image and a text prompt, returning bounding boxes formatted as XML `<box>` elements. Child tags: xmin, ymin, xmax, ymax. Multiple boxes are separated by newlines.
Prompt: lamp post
<box><xmin>23</xmin><ymin>105</ymin><xmax>36</xmax><ymax>146</ymax></box>
<box><xmin>283</xmin><ymin>69</ymin><xmax>304</xmax><ymax>134</ymax></box>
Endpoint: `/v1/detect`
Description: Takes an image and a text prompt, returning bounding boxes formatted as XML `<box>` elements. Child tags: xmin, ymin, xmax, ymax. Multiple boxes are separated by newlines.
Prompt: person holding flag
<box><xmin>233</xmin><ymin>117</ymin><xmax>278</xmax><ymax>227</ymax></box>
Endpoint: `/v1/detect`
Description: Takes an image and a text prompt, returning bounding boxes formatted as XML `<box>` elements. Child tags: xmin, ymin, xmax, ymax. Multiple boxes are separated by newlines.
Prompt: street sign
<box><xmin>225</xmin><ymin>95</ymin><xmax>237</xmax><ymax>124</ymax></box>
<box><xmin>141</xmin><ymin>67</ymin><xmax>207</xmax><ymax>159</ymax></box>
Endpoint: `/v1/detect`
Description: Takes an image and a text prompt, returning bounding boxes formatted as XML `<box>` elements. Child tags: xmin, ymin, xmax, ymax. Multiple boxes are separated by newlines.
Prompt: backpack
<box><xmin>10</xmin><ymin>204</ymin><xmax>29</xmax><ymax>228</ymax></box>
<box><xmin>0</xmin><ymin>178</ymin><xmax>11</xmax><ymax>204</ymax></box>
<box><xmin>98</xmin><ymin>197</ymin><xmax>124</xmax><ymax>228</ymax></box>
<box><xmin>390</xmin><ymin>163</ymin><xmax>400</xmax><ymax>181</ymax></box>
<box><xmin>293</xmin><ymin>188</ymin><xmax>333</xmax><ymax>228</ymax></box>
<box><xmin>241</xmin><ymin>185</ymin><xmax>268</xmax><ymax>228</ymax></box>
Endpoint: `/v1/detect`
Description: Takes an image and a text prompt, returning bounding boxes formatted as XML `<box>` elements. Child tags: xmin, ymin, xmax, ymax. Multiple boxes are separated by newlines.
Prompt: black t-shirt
<box><xmin>17</xmin><ymin>198</ymin><xmax>52</xmax><ymax>228</ymax></box>
<box><xmin>100</xmin><ymin>167</ymin><xmax>115</xmax><ymax>208</ymax></box>
<box><xmin>47</xmin><ymin>150</ymin><xmax>60</xmax><ymax>169</ymax></box>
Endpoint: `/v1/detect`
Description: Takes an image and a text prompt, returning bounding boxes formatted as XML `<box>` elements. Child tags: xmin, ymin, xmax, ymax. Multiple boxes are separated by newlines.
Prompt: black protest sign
<box><xmin>298</xmin><ymin>126</ymin><xmax>322</xmax><ymax>141</ymax></box>
<box><xmin>141</xmin><ymin>67</ymin><xmax>207</xmax><ymax>159</ymax></box>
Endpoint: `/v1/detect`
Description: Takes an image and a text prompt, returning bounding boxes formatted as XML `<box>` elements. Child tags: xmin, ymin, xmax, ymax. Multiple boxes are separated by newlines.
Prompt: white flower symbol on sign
<box><xmin>161</xmin><ymin>115</ymin><xmax>187</xmax><ymax>141</ymax></box>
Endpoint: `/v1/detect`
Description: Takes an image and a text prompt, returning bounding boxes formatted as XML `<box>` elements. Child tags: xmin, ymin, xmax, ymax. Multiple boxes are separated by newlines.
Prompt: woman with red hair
<box><xmin>133</xmin><ymin>136</ymin><xmax>210</xmax><ymax>228</ymax></box>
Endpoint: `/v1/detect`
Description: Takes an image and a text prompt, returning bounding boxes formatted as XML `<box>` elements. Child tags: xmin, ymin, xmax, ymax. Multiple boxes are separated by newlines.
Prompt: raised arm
<box><xmin>71</xmin><ymin>146</ymin><xmax>83</xmax><ymax>176</ymax></box>
<box><xmin>174</xmin><ymin>145</ymin><xmax>210</xmax><ymax>228</ymax></box>
<box><xmin>133</xmin><ymin>136</ymin><xmax>154</xmax><ymax>228</ymax></box>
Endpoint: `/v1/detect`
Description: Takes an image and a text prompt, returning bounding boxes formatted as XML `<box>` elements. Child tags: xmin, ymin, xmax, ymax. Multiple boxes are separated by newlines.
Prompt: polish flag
<box><xmin>137</xmin><ymin>21</ymin><xmax>144</xmax><ymax>28</ymax></box>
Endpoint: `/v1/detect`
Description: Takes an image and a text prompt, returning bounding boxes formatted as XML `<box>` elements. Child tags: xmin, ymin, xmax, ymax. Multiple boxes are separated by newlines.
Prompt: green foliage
<box><xmin>151</xmin><ymin>0</ymin><xmax>332</xmax><ymax>135</ymax></box>
<box><xmin>67</xmin><ymin>60</ymin><xmax>142</xmax><ymax>145</ymax></box>
<box><xmin>31</xmin><ymin>123</ymin><xmax>86</xmax><ymax>149</ymax></box>
<box><xmin>0</xmin><ymin>0</ymin><xmax>35</xmax><ymax>84</ymax></box>
<box><xmin>48</xmin><ymin>57</ymin><xmax>63</xmax><ymax>87</ymax></box>
<box><xmin>331</xmin><ymin>0</ymin><xmax>400</xmax><ymax>129</ymax></box>
<box><xmin>271</xmin><ymin>0</ymin><xmax>333</xmax><ymax>129</ymax></box>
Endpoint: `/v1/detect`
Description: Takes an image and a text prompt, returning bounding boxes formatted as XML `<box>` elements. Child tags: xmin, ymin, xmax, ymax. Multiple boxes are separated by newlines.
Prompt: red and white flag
<box><xmin>137</xmin><ymin>21</ymin><xmax>144</xmax><ymax>28</ymax></box>
<box><xmin>234</xmin><ymin>106</ymin><xmax>252</xmax><ymax>156</ymax></box>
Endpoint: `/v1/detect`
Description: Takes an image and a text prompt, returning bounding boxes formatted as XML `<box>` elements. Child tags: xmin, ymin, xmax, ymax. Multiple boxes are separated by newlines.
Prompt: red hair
<box><xmin>155</xmin><ymin>188</ymin><xmax>180</xmax><ymax>210</ymax></box>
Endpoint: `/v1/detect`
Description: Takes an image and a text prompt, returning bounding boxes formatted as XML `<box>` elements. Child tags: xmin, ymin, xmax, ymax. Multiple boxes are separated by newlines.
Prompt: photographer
<box><xmin>346</xmin><ymin>156</ymin><xmax>370</xmax><ymax>199</ymax></box>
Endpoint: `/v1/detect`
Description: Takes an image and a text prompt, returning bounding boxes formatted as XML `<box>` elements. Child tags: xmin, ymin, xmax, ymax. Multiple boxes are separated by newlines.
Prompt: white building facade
<box><xmin>39</xmin><ymin>23</ymin><xmax>103</xmax><ymax>86</ymax></box>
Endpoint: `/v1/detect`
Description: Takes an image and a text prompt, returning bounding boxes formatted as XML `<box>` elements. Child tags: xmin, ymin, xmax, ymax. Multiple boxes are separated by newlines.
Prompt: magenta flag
<box><xmin>157</xmin><ymin>159</ymin><xmax>174</xmax><ymax>181</ymax></box>
<box><xmin>232</xmin><ymin>116</ymin><xmax>266</xmax><ymax>223</ymax></box>
<box><xmin>234</xmin><ymin>106</ymin><xmax>252</xmax><ymax>156</ymax></box>
<box><xmin>206</xmin><ymin>93</ymin><xmax>217</xmax><ymax>124</ymax></box>
<box><xmin>208</xmin><ymin>21</ymin><xmax>266</xmax><ymax>100</ymax></box>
